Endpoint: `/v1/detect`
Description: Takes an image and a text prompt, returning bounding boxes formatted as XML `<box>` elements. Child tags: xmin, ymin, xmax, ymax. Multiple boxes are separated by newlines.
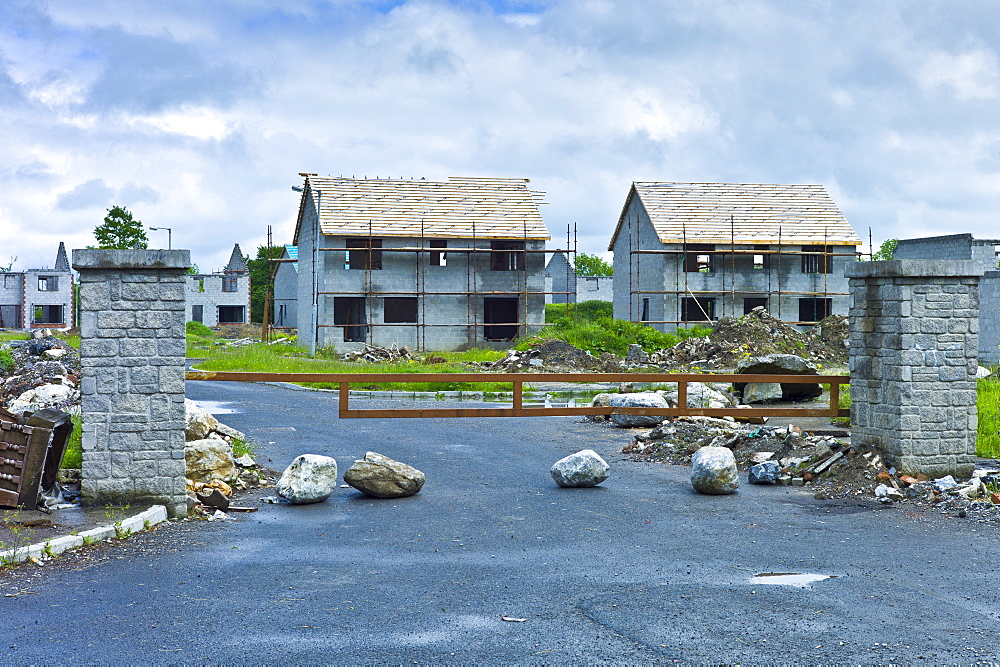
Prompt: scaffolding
<box><xmin>626</xmin><ymin>215</ymin><xmax>860</xmax><ymax>327</ymax></box>
<box><xmin>276</xmin><ymin>222</ymin><xmax>579</xmax><ymax>351</ymax></box>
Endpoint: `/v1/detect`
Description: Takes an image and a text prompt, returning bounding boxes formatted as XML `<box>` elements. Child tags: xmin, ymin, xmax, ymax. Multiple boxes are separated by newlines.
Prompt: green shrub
<box><xmin>978</xmin><ymin>375</ymin><xmax>1000</xmax><ymax>458</ymax></box>
<box><xmin>518</xmin><ymin>316</ymin><xmax>710</xmax><ymax>357</ymax></box>
<box><xmin>186</xmin><ymin>321</ymin><xmax>213</xmax><ymax>336</ymax></box>
<box><xmin>545</xmin><ymin>300</ymin><xmax>613</xmax><ymax>323</ymax></box>
<box><xmin>0</xmin><ymin>348</ymin><xmax>14</xmax><ymax>374</ymax></box>
<box><xmin>61</xmin><ymin>414</ymin><xmax>83</xmax><ymax>469</ymax></box>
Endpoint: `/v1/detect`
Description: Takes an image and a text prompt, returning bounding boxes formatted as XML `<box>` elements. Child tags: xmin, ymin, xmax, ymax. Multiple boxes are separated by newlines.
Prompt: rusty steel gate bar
<box><xmin>185</xmin><ymin>371</ymin><xmax>850</xmax><ymax>420</ymax></box>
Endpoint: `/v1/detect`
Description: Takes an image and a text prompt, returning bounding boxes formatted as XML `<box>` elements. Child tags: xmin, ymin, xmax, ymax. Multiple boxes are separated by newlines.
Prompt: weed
<box><xmin>43</xmin><ymin>541</ymin><xmax>55</xmax><ymax>558</ymax></box>
<box><xmin>231</xmin><ymin>437</ymin><xmax>255</xmax><ymax>459</ymax></box>
<box><xmin>60</xmin><ymin>413</ymin><xmax>83</xmax><ymax>469</ymax></box>
<box><xmin>0</xmin><ymin>507</ymin><xmax>35</xmax><ymax>565</ymax></box>
<box><xmin>0</xmin><ymin>348</ymin><xmax>14</xmax><ymax>374</ymax></box>
<box><xmin>978</xmin><ymin>374</ymin><xmax>1000</xmax><ymax>458</ymax></box>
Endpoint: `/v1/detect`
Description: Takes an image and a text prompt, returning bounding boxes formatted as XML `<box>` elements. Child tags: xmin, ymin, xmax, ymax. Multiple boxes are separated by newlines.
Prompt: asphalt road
<box><xmin>3</xmin><ymin>380</ymin><xmax>1000</xmax><ymax>663</ymax></box>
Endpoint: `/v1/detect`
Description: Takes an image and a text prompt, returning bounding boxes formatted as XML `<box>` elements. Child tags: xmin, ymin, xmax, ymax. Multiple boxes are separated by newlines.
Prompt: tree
<box><xmin>872</xmin><ymin>238</ymin><xmax>897</xmax><ymax>261</ymax></box>
<box><xmin>575</xmin><ymin>253</ymin><xmax>613</xmax><ymax>276</ymax></box>
<box><xmin>94</xmin><ymin>206</ymin><xmax>149</xmax><ymax>249</ymax></box>
<box><xmin>246</xmin><ymin>245</ymin><xmax>285</xmax><ymax>323</ymax></box>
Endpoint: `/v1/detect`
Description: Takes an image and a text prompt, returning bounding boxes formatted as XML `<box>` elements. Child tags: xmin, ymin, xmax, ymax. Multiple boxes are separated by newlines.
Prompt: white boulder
<box><xmin>185</xmin><ymin>439</ymin><xmax>237</xmax><ymax>485</ymax></box>
<box><xmin>608</xmin><ymin>392</ymin><xmax>668</xmax><ymax>427</ymax></box>
<box><xmin>550</xmin><ymin>449</ymin><xmax>610</xmax><ymax>488</ymax></box>
<box><xmin>8</xmin><ymin>383</ymin><xmax>79</xmax><ymax>414</ymax></box>
<box><xmin>277</xmin><ymin>454</ymin><xmax>340</xmax><ymax>504</ymax></box>
<box><xmin>690</xmin><ymin>446</ymin><xmax>740</xmax><ymax>495</ymax></box>
<box><xmin>343</xmin><ymin>452</ymin><xmax>425</xmax><ymax>498</ymax></box>
<box><xmin>185</xmin><ymin>399</ymin><xmax>221</xmax><ymax>441</ymax></box>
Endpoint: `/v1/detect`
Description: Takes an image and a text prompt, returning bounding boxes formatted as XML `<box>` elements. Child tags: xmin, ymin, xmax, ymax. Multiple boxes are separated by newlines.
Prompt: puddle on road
<box><xmin>750</xmin><ymin>572</ymin><xmax>834</xmax><ymax>586</ymax></box>
<box><xmin>190</xmin><ymin>400</ymin><xmax>239</xmax><ymax>414</ymax></box>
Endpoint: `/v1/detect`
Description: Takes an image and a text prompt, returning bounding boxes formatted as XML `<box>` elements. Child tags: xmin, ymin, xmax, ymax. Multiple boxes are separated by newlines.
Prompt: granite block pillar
<box><xmin>72</xmin><ymin>249</ymin><xmax>190</xmax><ymax>516</ymax></box>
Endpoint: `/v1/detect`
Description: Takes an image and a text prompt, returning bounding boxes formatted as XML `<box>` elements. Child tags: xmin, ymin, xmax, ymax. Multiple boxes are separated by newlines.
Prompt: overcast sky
<box><xmin>2</xmin><ymin>0</ymin><xmax>999</xmax><ymax>271</ymax></box>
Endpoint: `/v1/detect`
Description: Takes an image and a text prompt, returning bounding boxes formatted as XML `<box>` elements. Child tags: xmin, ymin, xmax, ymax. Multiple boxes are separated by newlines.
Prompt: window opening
<box><xmin>752</xmin><ymin>246</ymin><xmax>769</xmax><ymax>270</ymax></box>
<box><xmin>684</xmin><ymin>244</ymin><xmax>715</xmax><ymax>273</ymax></box>
<box><xmin>38</xmin><ymin>276</ymin><xmax>58</xmax><ymax>291</ymax></box>
<box><xmin>0</xmin><ymin>305</ymin><xmax>18</xmax><ymax>327</ymax></box>
<box><xmin>384</xmin><ymin>297</ymin><xmax>418</xmax><ymax>324</ymax></box>
<box><xmin>489</xmin><ymin>241</ymin><xmax>525</xmax><ymax>271</ymax></box>
<box><xmin>222</xmin><ymin>276</ymin><xmax>238</xmax><ymax>292</ymax></box>
<box><xmin>346</xmin><ymin>238</ymin><xmax>382</xmax><ymax>270</ymax></box>
<box><xmin>217</xmin><ymin>305</ymin><xmax>245</xmax><ymax>324</ymax></box>
<box><xmin>33</xmin><ymin>304</ymin><xmax>63</xmax><ymax>324</ymax></box>
<box><xmin>429</xmin><ymin>240</ymin><xmax>447</xmax><ymax>267</ymax></box>
<box><xmin>640</xmin><ymin>298</ymin><xmax>650</xmax><ymax>322</ymax></box>
<box><xmin>801</xmin><ymin>245</ymin><xmax>832</xmax><ymax>274</ymax></box>
<box><xmin>192</xmin><ymin>305</ymin><xmax>204</xmax><ymax>323</ymax></box>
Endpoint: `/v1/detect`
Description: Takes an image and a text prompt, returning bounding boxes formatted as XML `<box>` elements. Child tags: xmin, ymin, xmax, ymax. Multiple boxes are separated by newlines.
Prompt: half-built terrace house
<box><xmin>185</xmin><ymin>244</ymin><xmax>250</xmax><ymax>326</ymax></box>
<box><xmin>293</xmin><ymin>175</ymin><xmax>550</xmax><ymax>351</ymax></box>
<box><xmin>0</xmin><ymin>242</ymin><xmax>74</xmax><ymax>330</ymax></box>
<box><xmin>610</xmin><ymin>182</ymin><xmax>861</xmax><ymax>331</ymax></box>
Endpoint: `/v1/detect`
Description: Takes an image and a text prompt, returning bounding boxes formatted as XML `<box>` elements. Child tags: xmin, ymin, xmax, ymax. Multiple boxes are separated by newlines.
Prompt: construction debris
<box><xmin>340</xmin><ymin>343</ymin><xmax>413</xmax><ymax>363</ymax></box>
<box><xmin>650</xmin><ymin>308</ymin><xmax>848</xmax><ymax>370</ymax></box>
<box><xmin>480</xmin><ymin>339</ymin><xmax>622</xmax><ymax>373</ymax></box>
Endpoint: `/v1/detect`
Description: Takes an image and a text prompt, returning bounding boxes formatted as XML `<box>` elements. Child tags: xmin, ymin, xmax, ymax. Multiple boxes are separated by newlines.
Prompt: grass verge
<box><xmin>978</xmin><ymin>375</ymin><xmax>1000</xmax><ymax>458</ymax></box>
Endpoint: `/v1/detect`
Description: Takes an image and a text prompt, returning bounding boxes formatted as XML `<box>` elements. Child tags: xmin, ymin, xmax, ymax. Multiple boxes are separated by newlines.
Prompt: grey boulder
<box><xmin>344</xmin><ymin>452</ymin><xmax>425</xmax><ymax>498</ymax></box>
<box><xmin>690</xmin><ymin>446</ymin><xmax>739</xmax><ymax>495</ymax></box>
<box><xmin>608</xmin><ymin>392</ymin><xmax>668</xmax><ymax>427</ymax></box>
<box><xmin>185</xmin><ymin>438</ymin><xmax>237</xmax><ymax>484</ymax></box>
<box><xmin>748</xmin><ymin>459</ymin><xmax>781</xmax><ymax>484</ymax></box>
<box><xmin>277</xmin><ymin>454</ymin><xmax>339</xmax><ymax>504</ymax></box>
<box><xmin>733</xmin><ymin>354</ymin><xmax>822</xmax><ymax>401</ymax></box>
<box><xmin>550</xmin><ymin>449</ymin><xmax>610</xmax><ymax>488</ymax></box>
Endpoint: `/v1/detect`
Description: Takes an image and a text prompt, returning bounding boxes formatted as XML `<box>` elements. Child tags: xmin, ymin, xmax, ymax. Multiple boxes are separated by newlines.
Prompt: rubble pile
<box><xmin>1</xmin><ymin>333</ymin><xmax>81</xmax><ymax>415</ymax></box>
<box><xmin>620</xmin><ymin>415</ymin><xmax>1000</xmax><ymax>521</ymax></box>
<box><xmin>340</xmin><ymin>343</ymin><xmax>413</xmax><ymax>363</ymax></box>
<box><xmin>479</xmin><ymin>339</ymin><xmax>622</xmax><ymax>373</ymax></box>
<box><xmin>651</xmin><ymin>307</ymin><xmax>848</xmax><ymax>370</ymax></box>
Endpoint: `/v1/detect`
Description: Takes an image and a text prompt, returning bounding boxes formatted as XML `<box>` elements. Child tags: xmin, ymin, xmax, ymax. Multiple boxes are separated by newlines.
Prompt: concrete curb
<box><xmin>0</xmin><ymin>505</ymin><xmax>168</xmax><ymax>565</ymax></box>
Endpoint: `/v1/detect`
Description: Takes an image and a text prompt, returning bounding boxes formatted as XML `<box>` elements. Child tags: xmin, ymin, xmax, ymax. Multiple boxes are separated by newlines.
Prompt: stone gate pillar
<box><xmin>72</xmin><ymin>249</ymin><xmax>190</xmax><ymax>517</ymax></box>
<box><xmin>846</xmin><ymin>260</ymin><xmax>981</xmax><ymax>478</ymax></box>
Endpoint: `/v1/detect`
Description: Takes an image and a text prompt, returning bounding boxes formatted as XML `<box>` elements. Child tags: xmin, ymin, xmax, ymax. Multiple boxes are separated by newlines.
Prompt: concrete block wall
<box><xmin>577</xmin><ymin>276</ymin><xmax>613</xmax><ymax>302</ymax></box>
<box><xmin>73</xmin><ymin>249</ymin><xmax>190</xmax><ymax>517</ymax></box>
<box><xmin>981</xmin><ymin>271</ymin><xmax>1000</xmax><ymax>365</ymax></box>
<box><xmin>310</xmin><ymin>236</ymin><xmax>548</xmax><ymax>351</ymax></box>
<box><xmin>846</xmin><ymin>260</ymin><xmax>980</xmax><ymax>478</ymax></box>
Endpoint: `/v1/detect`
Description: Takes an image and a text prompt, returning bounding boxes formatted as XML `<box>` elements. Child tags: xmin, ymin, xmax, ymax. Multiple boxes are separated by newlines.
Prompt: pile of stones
<box><xmin>1</xmin><ymin>332</ymin><xmax>80</xmax><ymax>416</ymax></box>
<box><xmin>340</xmin><ymin>343</ymin><xmax>413</xmax><ymax>363</ymax></box>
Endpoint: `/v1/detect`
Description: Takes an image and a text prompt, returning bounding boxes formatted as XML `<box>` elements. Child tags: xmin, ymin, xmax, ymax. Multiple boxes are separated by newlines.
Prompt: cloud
<box><xmin>915</xmin><ymin>47</ymin><xmax>1000</xmax><ymax>101</ymax></box>
<box><xmin>80</xmin><ymin>26</ymin><xmax>256</xmax><ymax>114</ymax></box>
<box><xmin>117</xmin><ymin>182</ymin><xmax>160</xmax><ymax>206</ymax></box>
<box><xmin>56</xmin><ymin>178</ymin><xmax>115</xmax><ymax>211</ymax></box>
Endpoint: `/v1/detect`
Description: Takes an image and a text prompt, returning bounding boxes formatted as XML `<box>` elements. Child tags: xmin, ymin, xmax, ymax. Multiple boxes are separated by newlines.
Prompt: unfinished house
<box><xmin>0</xmin><ymin>243</ymin><xmax>74</xmax><ymax>330</ymax></box>
<box><xmin>186</xmin><ymin>244</ymin><xmax>250</xmax><ymax>326</ymax></box>
<box><xmin>544</xmin><ymin>252</ymin><xmax>612</xmax><ymax>304</ymax></box>
<box><xmin>609</xmin><ymin>182</ymin><xmax>861</xmax><ymax>331</ymax></box>
<box><xmin>895</xmin><ymin>233</ymin><xmax>1000</xmax><ymax>365</ymax></box>
<box><xmin>292</xmin><ymin>175</ymin><xmax>551</xmax><ymax>352</ymax></box>
<box><xmin>272</xmin><ymin>245</ymin><xmax>298</xmax><ymax>329</ymax></box>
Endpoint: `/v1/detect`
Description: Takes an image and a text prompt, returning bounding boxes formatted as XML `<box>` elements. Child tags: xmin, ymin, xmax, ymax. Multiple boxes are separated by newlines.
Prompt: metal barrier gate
<box><xmin>185</xmin><ymin>371</ymin><xmax>849</xmax><ymax>421</ymax></box>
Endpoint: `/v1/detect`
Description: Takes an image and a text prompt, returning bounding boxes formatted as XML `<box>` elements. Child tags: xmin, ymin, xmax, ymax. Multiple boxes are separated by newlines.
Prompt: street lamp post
<box><xmin>148</xmin><ymin>226</ymin><xmax>172</xmax><ymax>249</ymax></box>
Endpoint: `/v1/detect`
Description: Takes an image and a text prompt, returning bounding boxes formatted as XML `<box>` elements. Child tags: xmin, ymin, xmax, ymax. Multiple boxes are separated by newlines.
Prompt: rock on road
<box><xmin>2</xmin><ymin>379</ymin><xmax>999</xmax><ymax>663</ymax></box>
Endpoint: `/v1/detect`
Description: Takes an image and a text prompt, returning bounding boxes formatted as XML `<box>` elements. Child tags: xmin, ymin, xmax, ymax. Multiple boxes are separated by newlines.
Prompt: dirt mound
<box><xmin>484</xmin><ymin>339</ymin><xmax>622</xmax><ymax>373</ymax></box>
<box><xmin>651</xmin><ymin>308</ymin><xmax>848</xmax><ymax>369</ymax></box>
